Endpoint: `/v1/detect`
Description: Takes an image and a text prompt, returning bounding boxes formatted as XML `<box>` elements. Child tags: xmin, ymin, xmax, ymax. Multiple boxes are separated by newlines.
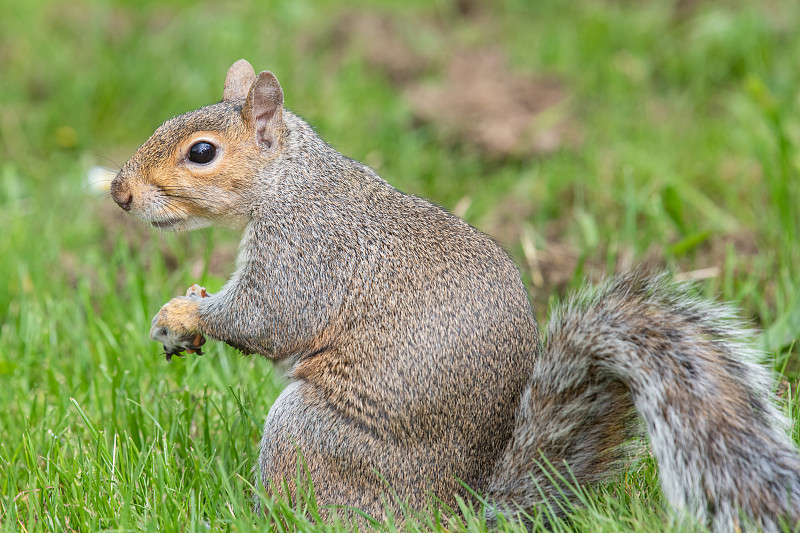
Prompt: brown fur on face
<box><xmin>111</xmin><ymin>61</ymin><xmax>285</xmax><ymax>232</ymax></box>
<box><xmin>110</xmin><ymin>100</ymin><xmax>271</xmax><ymax>231</ymax></box>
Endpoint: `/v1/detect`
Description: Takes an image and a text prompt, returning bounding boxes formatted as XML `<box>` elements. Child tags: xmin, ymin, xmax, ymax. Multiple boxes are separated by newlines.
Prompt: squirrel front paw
<box><xmin>150</xmin><ymin>285</ymin><xmax>209</xmax><ymax>362</ymax></box>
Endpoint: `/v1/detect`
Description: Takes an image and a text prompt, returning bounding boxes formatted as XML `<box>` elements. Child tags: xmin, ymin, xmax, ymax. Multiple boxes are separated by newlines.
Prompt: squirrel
<box><xmin>110</xmin><ymin>59</ymin><xmax>800</xmax><ymax>531</ymax></box>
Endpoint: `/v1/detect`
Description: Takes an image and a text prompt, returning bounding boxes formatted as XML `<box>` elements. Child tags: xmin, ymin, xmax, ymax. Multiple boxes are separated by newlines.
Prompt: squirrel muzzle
<box><xmin>110</xmin><ymin>172</ymin><xmax>133</xmax><ymax>211</ymax></box>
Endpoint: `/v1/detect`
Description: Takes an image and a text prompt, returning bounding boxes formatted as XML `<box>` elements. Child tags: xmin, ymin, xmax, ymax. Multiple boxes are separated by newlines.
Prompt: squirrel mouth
<box><xmin>150</xmin><ymin>218</ymin><xmax>183</xmax><ymax>230</ymax></box>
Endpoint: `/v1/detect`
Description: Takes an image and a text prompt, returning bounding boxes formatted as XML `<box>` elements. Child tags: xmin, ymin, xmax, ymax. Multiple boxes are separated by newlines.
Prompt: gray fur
<box><xmin>112</xmin><ymin>63</ymin><xmax>800</xmax><ymax>531</ymax></box>
<box><xmin>489</xmin><ymin>273</ymin><xmax>800</xmax><ymax>532</ymax></box>
<box><xmin>196</xmin><ymin>108</ymin><xmax>539</xmax><ymax>521</ymax></box>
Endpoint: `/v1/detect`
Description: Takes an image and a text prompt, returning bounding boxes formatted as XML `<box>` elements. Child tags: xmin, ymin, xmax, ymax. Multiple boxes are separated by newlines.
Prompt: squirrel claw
<box><xmin>151</xmin><ymin>301</ymin><xmax>207</xmax><ymax>360</ymax></box>
<box><xmin>152</xmin><ymin>287</ymin><xmax>210</xmax><ymax>360</ymax></box>
<box><xmin>156</xmin><ymin>331</ymin><xmax>207</xmax><ymax>360</ymax></box>
<box><xmin>164</xmin><ymin>346</ymin><xmax>186</xmax><ymax>363</ymax></box>
<box><xmin>185</xmin><ymin>334</ymin><xmax>206</xmax><ymax>356</ymax></box>
<box><xmin>163</xmin><ymin>337</ymin><xmax>204</xmax><ymax>361</ymax></box>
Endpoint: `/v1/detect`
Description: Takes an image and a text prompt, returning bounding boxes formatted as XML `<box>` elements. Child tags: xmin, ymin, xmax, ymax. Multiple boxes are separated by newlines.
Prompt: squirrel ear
<box><xmin>243</xmin><ymin>71</ymin><xmax>284</xmax><ymax>150</ymax></box>
<box><xmin>223</xmin><ymin>59</ymin><xmax>256</xmax><ymax>101</ymax></box>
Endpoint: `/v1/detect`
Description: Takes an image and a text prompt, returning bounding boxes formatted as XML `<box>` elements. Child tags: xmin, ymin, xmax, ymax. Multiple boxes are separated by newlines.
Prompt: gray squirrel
<box><xmin>110</xmin><ymin>59</ymin><xmax>800</xmax><ymax>531</ymax></box>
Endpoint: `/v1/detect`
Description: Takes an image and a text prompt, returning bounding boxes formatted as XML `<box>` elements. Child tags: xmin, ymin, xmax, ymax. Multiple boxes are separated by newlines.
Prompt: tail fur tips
<box><xmin>488</xmin><ymin>272</ymin><xmax>800</xmax><ymax>532</ymax></box>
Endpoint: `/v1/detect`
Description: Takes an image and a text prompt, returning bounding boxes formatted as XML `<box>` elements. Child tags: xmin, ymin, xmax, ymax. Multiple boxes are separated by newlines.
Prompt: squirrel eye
<box><xmin>188</xmin><ymin>141</ymin><xmax>216</xmax><ymax>164</ymax></box>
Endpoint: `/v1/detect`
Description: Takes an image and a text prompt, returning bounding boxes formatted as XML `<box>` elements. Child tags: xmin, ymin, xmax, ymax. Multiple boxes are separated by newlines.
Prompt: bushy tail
<box><xmin>487</xmin><ymin>272</ymin><xmax>800</xmax><ymax>532</ymax></box>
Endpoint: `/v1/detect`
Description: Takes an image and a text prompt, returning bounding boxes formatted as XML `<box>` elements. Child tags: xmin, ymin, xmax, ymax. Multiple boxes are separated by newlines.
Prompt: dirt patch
<box><xmin>405</xmin><ymin>49</ymin><xmax>576</xmax><ymax>158</ymax></box>
<box><xmin>328</xmin><ymin>10</ymin><xmax>578</xmax><ymax>158</ymax></box>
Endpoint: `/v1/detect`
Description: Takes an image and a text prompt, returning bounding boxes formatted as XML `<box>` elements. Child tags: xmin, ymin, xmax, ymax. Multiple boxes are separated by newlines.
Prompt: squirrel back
<box><xmin>111</xmin><ymin>60</ymin><xmax>800</xmax><ymax>531</ymax></box>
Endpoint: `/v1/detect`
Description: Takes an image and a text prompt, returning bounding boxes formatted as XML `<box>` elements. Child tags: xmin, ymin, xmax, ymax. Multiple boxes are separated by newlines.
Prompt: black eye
<box><xmin>188</xmin><ymin>142</ymin><xmax>216</xmax><ymax>164</ymax></box>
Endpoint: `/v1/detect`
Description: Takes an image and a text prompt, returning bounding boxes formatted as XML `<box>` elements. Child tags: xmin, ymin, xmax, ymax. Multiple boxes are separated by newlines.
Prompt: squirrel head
<box><xmin>110</xmin><ymin>59</ymin><xmax>285</xmax><ymax>231</ymax></box>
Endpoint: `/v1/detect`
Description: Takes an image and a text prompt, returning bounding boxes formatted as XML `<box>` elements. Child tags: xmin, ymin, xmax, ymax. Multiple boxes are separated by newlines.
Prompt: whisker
<box><xmin>162</xmin><ymin>193</ymin><xmax>207</xmax><ymax>202</ymax></box>
<box><xmin>159</xmin><ymin>185</ymin><xmax>199</xmax><ymax>191</ymax></box>
<box><xmin>81</xmin><ymin>194</ymin><xmax>113</xmax><ymax>209</ymax></box>
<box><xmin>85</xmin><ymin>152</ymin><xmax>123</xmax><ymax>170</ymax></box>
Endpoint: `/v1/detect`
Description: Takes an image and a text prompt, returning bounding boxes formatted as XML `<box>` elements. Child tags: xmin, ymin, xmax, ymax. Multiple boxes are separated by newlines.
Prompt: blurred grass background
<box><xmin>1</xmin><ymin>0</ymin><xmax>800</xmax><ymax>531</ymax></box>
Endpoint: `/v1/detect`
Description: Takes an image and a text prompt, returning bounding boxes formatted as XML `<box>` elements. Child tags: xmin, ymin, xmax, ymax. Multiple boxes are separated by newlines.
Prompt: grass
<box><xmin>1</xmin><ymin>0</ymin><xmax>800</xmax><ymax>531</ymax></box>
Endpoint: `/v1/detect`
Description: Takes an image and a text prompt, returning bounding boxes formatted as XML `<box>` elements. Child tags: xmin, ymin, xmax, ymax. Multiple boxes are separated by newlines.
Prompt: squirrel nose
<box><xmin>110</xmin><ymin>176</ymin><xmax>133</xmax><ymax>211</ymax></box>
<box><xmin>116</xmin><ymin>193</ymin><xmax>133</xmax><ymax>211</ymax></box>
